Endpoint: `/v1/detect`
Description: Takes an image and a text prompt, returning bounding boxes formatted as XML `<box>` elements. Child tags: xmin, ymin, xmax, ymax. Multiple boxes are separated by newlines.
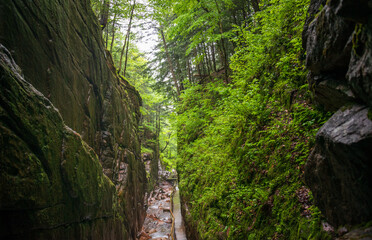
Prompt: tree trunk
<box><xmin>105</xmin><ymin>23</ymin><xmax>109</xmax><ymax>48</ymax></box>
<box><xmin>203</xmin><ymin>42</ymin><xmax>211</xmax><ymax>76</ymax></box>
<box><xmin>155</xmin><ymin>104</ymin><xmax>161</xmax><ymax>162</ymax></box>
<box><xmin>195</xmin><ymin>49</ymin><xmax>202</xmax><ymax>79</ymax></box>
<box><xmin>214</xmin><ymin>0</ymin><xmax>229</xmax><ymax>82</ymax></box>
<box><xmin>196</xmin><ymin>44</ymin><xmax>206</xmax><ymax>76</ymax></box>
<box><xmin>109</xmin><ymin>11</ymin><xmax>117</xmax><ymax>53</ymax></box>
<box><xmin>123</xmin><ymin>32</ymin><xmax>131</xmax><ymax>77</ymax></box>
<box><xmin>100</xmin><ymin>0</ymin><xmax>110</xmax><ymax>30</ymax></box>
<box><xmin>160</xmin><ymin>29</ymin><xmax>181</xmax><ymax>96</ymax></box>
<box><xmin>118</xmin><ymin>0</ymin><xmax>135</xmax><ymax>74</ymax></box>
<box><xmin>251</xmin><ymin>0</ymin><xmax>260</xmax><ymax>12</ymax></box>
<box><xmin>175</xmin><ymin>58</ymin><xmax>184</xmax><ymax>91</ymax></box>
<box><xmin>211</xmin><ymin>42</ymin><xmax>217</xmax><ymax>72</ymax></box>
<box><xmin>187</xmin><ymin>58</ymin><xmax>193</xmax><ymax>84</ymax></box>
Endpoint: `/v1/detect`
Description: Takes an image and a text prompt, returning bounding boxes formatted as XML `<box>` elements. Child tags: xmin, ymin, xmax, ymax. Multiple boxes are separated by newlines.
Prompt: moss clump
<box><xmin>352</xmin><ymin>24</ymin><xmax>363</xmax><ymax>57</ymax></box>
<box><xmin>368</xmin><ymin>108</ymin><xmax>372</xmax><ymax>121</ymax></box>
<box><xmin>340</xmin><ymin>103</ymin><xmax>355</xmax><ymax>112</ymax></box>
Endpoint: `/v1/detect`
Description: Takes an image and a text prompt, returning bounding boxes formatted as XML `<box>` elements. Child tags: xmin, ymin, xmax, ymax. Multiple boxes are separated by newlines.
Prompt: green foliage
<box><xmin>90</xmin><ymin>0</ymin><xmax>333</xmax><ymax>238</ymax></box>
<box><xmin>123</xmin><ymin>46</ymin><xmax>177</xmax><ymax>169</ymax></box>
<box><xmin>159</xmin><ymin>116</ymin><xmax>178</xmax><ymax>170</ymax></box>
<box><xmin>176</xmin><ymin>0</ymin><xmax>333</xmax><ymax>239</ymax></box>
<box><xmin>170</xmin><ymin>0</ymin><xmax>234</xmax><ymax>55</ymax></box>
<box><xmin>141</xmin><ymin>145</ymin><xmax>154</xmax><ymax>154</ymax></box>
<box><xmin>90</xmin><ymin>0</ymin><xmax>178</xmax><ymax>172</ymax></box>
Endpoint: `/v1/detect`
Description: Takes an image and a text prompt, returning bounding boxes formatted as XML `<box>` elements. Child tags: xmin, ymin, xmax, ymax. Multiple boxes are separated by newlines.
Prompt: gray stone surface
<box><xmin>303</xmin><ymin>0</ymin><xmax>372</xmax><ymax>228</ymax></box>
<box><xmin>305</xmin><ymin>105</ymin><xmax>372</xmax><ymax>226</ymax></box>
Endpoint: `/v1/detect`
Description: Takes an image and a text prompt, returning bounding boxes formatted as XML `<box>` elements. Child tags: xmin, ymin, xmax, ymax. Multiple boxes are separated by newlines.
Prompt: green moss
<box><xmin>141</xmin><ymin>145</ymin><xmax>154</xmax><ymax>154</ymax></box>
<box><xmin>368</xmin><ymin>108</ymin><xmax>372</xmax><ymax>121</ymax></box>
<box><xmin>340</xmin><ymin>103</ymin><xmax>355</xmax><ymax>112</ymax></box>
<box><xmin>352</xmin><ymin>24</ymin><xmax>363</xmax><ymax>57</ymax></box>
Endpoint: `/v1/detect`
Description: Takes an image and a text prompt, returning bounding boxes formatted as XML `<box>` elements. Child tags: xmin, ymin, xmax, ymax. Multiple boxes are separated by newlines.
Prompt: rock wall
<box><xmin>0</xmin><ymin>0</ymin><xmax>146</xmax><ymax>239</ymax></box>
<box><xmin>140</xmin><ymin>126</ymin><xmax>159</xmax><ymax>192</ymax></box>
<box><xmin>303</xmin><ymin>0</ymin><xmax>372</xmax><ymax>228</ymax></box>
<box><xmin>0</xmin><ymin>44</ymin><xmax>124</xmax><ymax>239</ymax></box>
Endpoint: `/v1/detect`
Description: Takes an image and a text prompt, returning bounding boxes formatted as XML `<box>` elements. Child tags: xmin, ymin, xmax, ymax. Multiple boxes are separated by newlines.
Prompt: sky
<box><xmin>133</xmin><ymin>20</ymin><xmax>159</xmax><ymax>58</ymax></box>
<box><xmin>132</xmin><ymin>0</ymin><xmax>159</xmax><ymax>59</ymax></box>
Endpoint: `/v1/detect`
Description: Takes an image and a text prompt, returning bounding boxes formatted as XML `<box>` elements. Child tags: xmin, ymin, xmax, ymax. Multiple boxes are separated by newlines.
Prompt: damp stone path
<box><xmin>138</xmin><ymin>181</ymin><xmax>174</xmax><ymax>240</ymax></box>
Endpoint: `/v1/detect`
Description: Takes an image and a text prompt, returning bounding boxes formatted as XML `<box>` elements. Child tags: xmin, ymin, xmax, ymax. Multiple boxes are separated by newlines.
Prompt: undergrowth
<box><xmin>176</xmin><ymin>0</ymin><xmax>332</xmax><ymax>239</ymax></box>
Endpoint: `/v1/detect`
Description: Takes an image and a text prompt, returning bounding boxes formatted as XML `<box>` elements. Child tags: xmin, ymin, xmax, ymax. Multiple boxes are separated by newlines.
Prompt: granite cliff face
<box><xmin>0</xmin><ymin>1</ymin><xmax>146</xmax><ymax>239</ymax></box>
<box><xmin>303</xmin><ymin>0</ymin><xmax>372</xmax><ymax>229</ymax></box>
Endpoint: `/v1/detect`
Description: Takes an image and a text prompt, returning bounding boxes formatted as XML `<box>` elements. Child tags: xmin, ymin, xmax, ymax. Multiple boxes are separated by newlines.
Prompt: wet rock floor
<box><xmin>138</xmin><ymin>181</ymin><xmax>174</xmax><ymax>240</ymax></box>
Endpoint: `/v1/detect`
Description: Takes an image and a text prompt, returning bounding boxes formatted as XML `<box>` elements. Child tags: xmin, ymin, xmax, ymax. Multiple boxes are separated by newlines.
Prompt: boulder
<box><xmin>347</xmin><ymin>21</ymin><xmax>372</xmax><ymax>107</ymax></box>
<box><xmin>303</xmin><ymin>0</ymin><xmax>372</xmax><ymax>227</ymax></box>
<box><xmin>336</xmin><ymin>226</ymin><xmax>372</xmax><ymax>240</ymax></box>
<box><xmin>308</xmin><ymin>74</ymin><xmax>355</xmax><ymax>111</ymax></box>
<box><xmin>303</xmin><ymin>3</ymin><xmax>354</xmax><ymax>75</ymax></box>
<box><xmin>305</xmin><ymin>105</ymin><xmax>372</xmax><ymax>226</ymax></box>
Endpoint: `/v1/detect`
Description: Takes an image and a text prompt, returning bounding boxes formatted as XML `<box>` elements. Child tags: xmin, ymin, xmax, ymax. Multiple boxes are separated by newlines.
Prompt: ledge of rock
<box><xmin>303</xmin><ymin>0</ymin><xmax>372</xmax><ymax>229</ymax></box>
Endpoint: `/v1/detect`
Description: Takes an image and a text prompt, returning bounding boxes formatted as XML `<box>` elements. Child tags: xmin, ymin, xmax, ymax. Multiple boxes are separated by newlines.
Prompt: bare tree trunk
<box><xmin>118</xmin><ymin>33</ymin><xmax>128</xmax><ymax>73</ymax></box>
<box><xmin>100</xmin><ymin>0</ymin><xmax>110</xmax><ymax>30</ymax></box>
<box><xmin>156</xmin><ymin>104</ymin><xmax>160</xmax><ymax>157</ymax></box>
<box><xmin>203</xmin><ymin>42</ymin><xmax>211</xmax><ymax>76</ymax></box>
<box><xmin>123</xmin><ymin>32</ymin><xmax>131</xmax><ymax>77</ymax></box>
<box><xmin>214</xmin><ymin>0</ymin><xmax>229</xmax><ymax>82</ymax></box>
<box><xmin>187</xmin><ymin>58</ymin><xmax>193</xmax><ymax>84</ymax></box>
<box><xmin>195</xmin><ymin>48</ymin><xmax>202</xmax><ymax>79</ymax></box>
<box><xmin>196</xmin><ymin>45</ymin><xmax>205</xmax><ymax>76</ymax></box>
<box><xmin>251</xmin><ymin>0</ymin><xmax>260</xmax><ymax>12</ymax></box>
<box><xmin>105</xmin><ymin>24</ymin><xmax>109</xmax><ymax>48</ymax></box>
<box><xmin>211</xmin><ymin>42</ymin><xmax>217</xmax><ymax>72</ymax></box>
<box><xmin>118</xmin><ymin>0</ymin><xmax>135</xmax><ymax>74</ymax></box>
<box><xmin>201</xmin><ymin>45</ymin><xmax>208</xmax><ymax>76</ymax></box>
<box><xmin>160</xmin><ymin>29</ymin><xmax>181</xmax><ymax>96</ymax></box>
<box><xmin>109</xmin><ymin>11</ymin><xmax>117</xmax><ymax>53</ymax></box>
<box><xmin>175</xmin><ymin>58</ymin><xmax>184</xmax><ymax>91</ymax></box>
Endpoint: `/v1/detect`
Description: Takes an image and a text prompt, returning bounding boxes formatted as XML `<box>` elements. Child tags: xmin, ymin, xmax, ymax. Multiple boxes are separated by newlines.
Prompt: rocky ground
<box><xmin>138</xmin><ymin>181</ymin><xmax>174</xmax><ymax>240</ymax></box>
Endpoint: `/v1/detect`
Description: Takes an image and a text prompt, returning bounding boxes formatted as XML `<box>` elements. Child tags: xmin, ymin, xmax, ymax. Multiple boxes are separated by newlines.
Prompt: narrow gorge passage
<box><xmin>138</xmin><ymin>176</ymin><xmax>188</xmax><ymax>240</ymax></box>
<box><xmin>1</xmin><ymin>0</ymin><xmax>372</xmax><ymax>239</ymax></box>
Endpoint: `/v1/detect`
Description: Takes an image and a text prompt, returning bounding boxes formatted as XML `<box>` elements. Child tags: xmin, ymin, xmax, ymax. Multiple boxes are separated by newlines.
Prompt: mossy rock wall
<box><xmin>140</xmin><ymin>126</ymin><xmax>159</xmax><ymax>191</ymax></box>
<box><xmin>0</xmin><ymin>0</ymin><xmax>147</xmax><ymax>239</ymax></box>
<box><xmin>0</xmin><ymin>44</ymin><xmax>125</xmax><ymax>239</ymax></box>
